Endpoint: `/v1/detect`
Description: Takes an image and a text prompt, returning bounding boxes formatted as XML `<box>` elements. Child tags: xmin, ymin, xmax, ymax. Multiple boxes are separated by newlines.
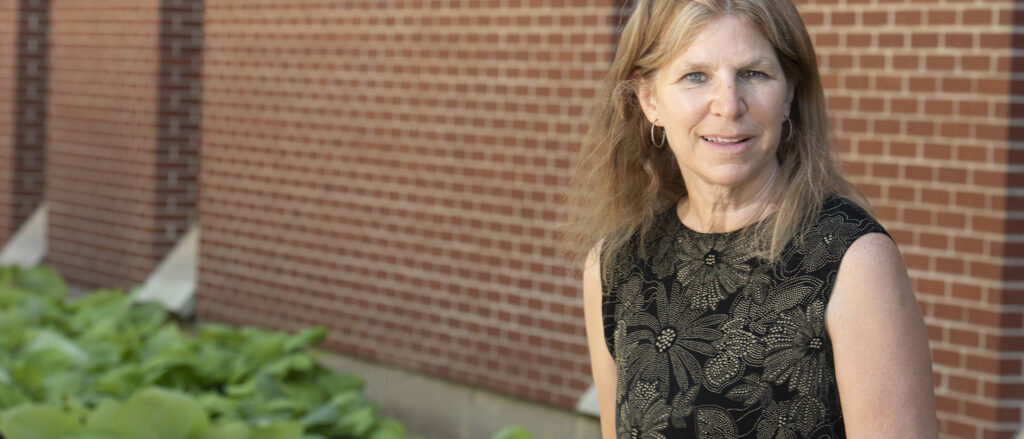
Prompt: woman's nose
<box><xmin>710</xmin><ymin>78</ymin><xmax>746</xmax><ymax>119</ymax></box>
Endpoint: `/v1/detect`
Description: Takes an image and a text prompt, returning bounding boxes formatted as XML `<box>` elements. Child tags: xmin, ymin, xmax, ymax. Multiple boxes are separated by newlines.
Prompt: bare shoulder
<box><xmin>827</xmin><ymin>232</ymin><xmax>938</xmax><ymax>437</ymax></box>
<box><xmin>840</xmin><ymin>232</ymin><xmax>902</xmax><ymax>270</ymax></box>
<box><xmin>828</xmin><ymin>232</ymin><xmax>912</xmax><ymax>312</ymax></box>
<box><xmin>827</xmin><ymin>231</ymin><xmax>919</xmax><ymax>336</ymax></box>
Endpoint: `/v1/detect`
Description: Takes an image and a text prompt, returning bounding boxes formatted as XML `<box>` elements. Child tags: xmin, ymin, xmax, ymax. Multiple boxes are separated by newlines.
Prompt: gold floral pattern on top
<box><xmin>674</xmin><ymin>234</ymin><xmax>752</xmax><ymax>311</ymax></box>
<box><xmin>616</xmin><ymin>283</ymin><xmax>726</xmax><ymax>394</ymax></box>
<box><xmin>764</xmin><ymin>301</ymin><xmax>833</xmax><ymax>395</ymax></box>
<box><xmin>602</xmin><ymin>196</ymin><xmax>887</xmax><ymax>438</ymax></box>
<box><xmin>795</xmin><ymin>214</ymin><xmax>864</xmax><ymax>272</ymax></box>
<box><xmin>617</xmin><ymin>379</ymin><xmax>671</xmax><ymax>439</ymax></box>
<box><xmin>705</xmin><ymin>318</ymin><xmax>765</xmax><ymax>391</ymax></box>
<box><xmin>755</xmin><ymin>397</ymin><xmax>827</xmax><ymax>439</ymax></box>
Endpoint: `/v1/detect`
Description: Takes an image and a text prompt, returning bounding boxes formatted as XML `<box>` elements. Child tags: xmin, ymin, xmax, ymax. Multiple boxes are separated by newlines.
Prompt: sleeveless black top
<box><xmin>601</xmin><ymin>196</ymin><xmax>887</xmax><ymax>438</ymax></box>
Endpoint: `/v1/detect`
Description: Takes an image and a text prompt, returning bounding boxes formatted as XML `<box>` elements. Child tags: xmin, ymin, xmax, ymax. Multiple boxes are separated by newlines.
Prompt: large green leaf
<box><xmin>0</xmin><ymin>381</ymin><xmax>30</xmax><ymax>409</ymax></box>
<box><xmin>87</xmin><ymin>387</ymin><xmax>210</xmax><ymax>439</ymax></box>
<box><xmin>65</xmin><ymin>432</ymin><xmax>123</xmax><ymax>439</ymax></box>
<box><xmin>95</xmin><ymin>365</ymin><xmax>146</xmax><ymax>397</ymax></box>
<box><xmin>199</xmin><ymin>421</ymin><xmax>252</xmax><ymax>439</ymax></box>
<box><xmin>331</xmin><ymin>405</ymin><xmax>377</xmax><ymax>437</ymax></box>
<box><xmin>21</xmin><ymin>330</ymin><xmax>88</xmax><ymax>371</ymax></box>
<box><xmin>0</xmin><ymin>405</ymin><xmax>81</xmax><ymax>439</ymax></box>
<box><xmin>0</xmin><ymin>285</ymin><xmax>30</xmax><ymax>308</ymax></box>
<box><xmin>367</xmin><ymin>419</ymin><xmax>407</xmax><ymax>439</ymax></box>
<box><xmin>283</xmin><ymin>327</ymin><xmax>326</xmax><ymax>352</ymax></box>
<box><xmin>251</xmin><ymin>421</ymin><xmax>303</xmax><ymax>439</ymax></box>
<box><xmin>13</xmin><ymin>266</ymin><xmax>67</xmax><ymax>300</ymax></box>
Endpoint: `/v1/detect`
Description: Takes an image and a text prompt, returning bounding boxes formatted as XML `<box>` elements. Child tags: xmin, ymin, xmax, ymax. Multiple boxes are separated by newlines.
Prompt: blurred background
<box><xmin>0</xmin><ymin>0</ymin><xmax>1020</xmax><ymax>438</ymax></box>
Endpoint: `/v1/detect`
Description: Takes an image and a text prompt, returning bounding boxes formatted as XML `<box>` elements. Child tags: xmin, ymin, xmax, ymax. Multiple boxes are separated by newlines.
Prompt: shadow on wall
<box><xmin>13</xmin><ymin>0</ymin><xmax>49</xmax><ymax>230</ymax></box>
<box><xmin>155</xmin><ymin>0</ymin><xmax>203</xmax><ymax>255</ymax></box>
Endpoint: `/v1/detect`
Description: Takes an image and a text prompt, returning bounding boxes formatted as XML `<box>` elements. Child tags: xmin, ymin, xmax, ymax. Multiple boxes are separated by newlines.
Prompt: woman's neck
<box><xmin>677</xmin><ymin>164</ymin><xmax>781</xmax><ymax>233</ymax></box>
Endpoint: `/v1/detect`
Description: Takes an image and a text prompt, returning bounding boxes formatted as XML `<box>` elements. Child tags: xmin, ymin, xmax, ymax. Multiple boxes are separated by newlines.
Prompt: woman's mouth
<box><xmin>701</xmin><ymin>136</ymin><xmax>752</xmax><ymax>144</ymax></box>
<box><xmin>700</xmin><ymin>135</ymin><xmax>757</xmax><ymax>152</ymax></box>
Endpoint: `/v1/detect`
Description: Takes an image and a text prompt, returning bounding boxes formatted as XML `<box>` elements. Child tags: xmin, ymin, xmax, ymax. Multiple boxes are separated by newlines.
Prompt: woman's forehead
<box><xmin>661</xmin><ymin>16</ymin><xmax>780</xmax><ymax>70</ymax></box>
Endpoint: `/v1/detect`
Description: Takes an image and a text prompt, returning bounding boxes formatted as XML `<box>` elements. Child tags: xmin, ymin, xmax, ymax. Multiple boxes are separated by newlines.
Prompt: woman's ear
<box><xmin>634</xmin><ymin>73</ymin><xmax>660</xmax><ymax>125</ymax></box>
<box><xmin>783</xmin><ymin>82</ymin><xmax>795</xmax><ymax>118</ymax></box>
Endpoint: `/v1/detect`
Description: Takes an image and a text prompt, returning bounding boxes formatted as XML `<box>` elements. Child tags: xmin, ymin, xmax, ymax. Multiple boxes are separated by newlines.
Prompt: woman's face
<box><xmin>638</xmin><ymin>15</ymin><xmax>794</xmax><ymax>193</ymax></box>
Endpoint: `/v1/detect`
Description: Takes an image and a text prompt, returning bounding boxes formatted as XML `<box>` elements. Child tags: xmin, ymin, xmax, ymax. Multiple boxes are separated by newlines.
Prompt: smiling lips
<box><xmin>701</xmin><ymin>135</ymin><xmax>752</xmax><ymax>144</ymax></box>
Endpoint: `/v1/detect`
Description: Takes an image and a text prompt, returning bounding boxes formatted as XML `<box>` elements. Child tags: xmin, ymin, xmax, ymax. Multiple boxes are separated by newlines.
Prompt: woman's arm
<box><xmin>826</xmin><ymin>233</ymin><xmax>938</xmax><ymax>438</ymax></box>
<box><xmin>583</xmin><ymin>244</ymin><xmax>618</xmax><ymax>439</ymax></box>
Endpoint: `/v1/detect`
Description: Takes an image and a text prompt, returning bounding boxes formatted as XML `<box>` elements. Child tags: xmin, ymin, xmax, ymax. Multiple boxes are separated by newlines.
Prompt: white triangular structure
<box><xmin>134</xmin><ymin>225</ymin><xmax>198</xmax><ymax>317</ymax></box>
<box><xmin>576</xmin><ymin>383</ymin><xmax>600</xmax><ymax>417</ymax></box>
<box><xmin>0</xmin><ymin>202</ymin><xmax>47</xmax><ymax>267</ymax></box>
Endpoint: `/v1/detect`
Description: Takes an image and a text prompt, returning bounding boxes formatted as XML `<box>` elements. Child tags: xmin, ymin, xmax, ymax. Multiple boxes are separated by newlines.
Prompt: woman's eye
<box><xmin>683</xmin><ymin>72</ymin><xmax>706</xmax><ymax>83</ymax></box>
<box><xmin>741</xmin><ymin>70</ymin><xmax>767</xmax><ymax>79</ymax></box>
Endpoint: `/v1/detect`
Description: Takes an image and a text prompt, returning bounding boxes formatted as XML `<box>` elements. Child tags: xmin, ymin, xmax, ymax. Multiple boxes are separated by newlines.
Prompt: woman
<box><xmin>565</xmin><ymin>0</ymin><xmax>937</xmax><ymax>437</ymax></box>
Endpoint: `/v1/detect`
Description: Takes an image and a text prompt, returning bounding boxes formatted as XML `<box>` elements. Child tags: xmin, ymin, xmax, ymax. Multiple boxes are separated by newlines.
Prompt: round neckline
<box><xmin>669</xmin><ymin>203</ymin><xmax>771</xmax><ymax>237</ymax></box>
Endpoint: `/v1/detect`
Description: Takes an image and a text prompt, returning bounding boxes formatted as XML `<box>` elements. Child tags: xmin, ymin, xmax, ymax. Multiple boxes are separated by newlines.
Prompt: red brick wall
<box><xmin>46</xmin><ymin>0</ymin><xmax>200</xmax><ymax>289</ymax></box>
<box><xmin>0</xmin><ymin>0</ymin><xmax>48</xmax><ymax>241</ymax></box>
<box><xmin>48</xmin><ymin>0</ymin><xmax>161</xmax><ymax>288</ymax></box>
<box><xmin>796</xmin><ymin>0</ymin><xmax>1022</xmax><ymax>437</ymax></box>
<box><xmin>197</xmin><ymin>0</ymin><xmax>618</xmax><ymax>408</ymax></box>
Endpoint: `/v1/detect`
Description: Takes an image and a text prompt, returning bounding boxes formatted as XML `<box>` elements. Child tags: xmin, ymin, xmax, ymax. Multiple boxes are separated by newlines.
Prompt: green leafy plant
<box><xmin>0</xmin><ymin>265</ymin><xmax>417</xmax><ymax>439</ymax></box>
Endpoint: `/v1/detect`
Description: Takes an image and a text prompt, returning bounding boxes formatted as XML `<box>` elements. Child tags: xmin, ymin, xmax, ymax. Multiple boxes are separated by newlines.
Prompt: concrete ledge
<box><xmin>316</xmin><ymin>352</ymin><xmax>601</xmax><ymax>439</ymax></box>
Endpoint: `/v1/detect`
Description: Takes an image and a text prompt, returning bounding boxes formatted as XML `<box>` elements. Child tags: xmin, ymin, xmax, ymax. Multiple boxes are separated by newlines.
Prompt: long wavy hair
<box><xmin>564</xmin><ymin>0</ymin><xmax>867</xmax><ymax>274</ymax></box>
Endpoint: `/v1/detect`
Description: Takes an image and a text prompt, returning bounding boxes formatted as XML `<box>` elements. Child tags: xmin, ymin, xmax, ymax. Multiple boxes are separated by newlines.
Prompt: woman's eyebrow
<box><xmin>675</xmin><ymin>57</ymin><xmax>777</xmax><ymax>72</ymax></box>
<box><xmin>739</xmin><ymin>57</ymin><xmax>776</xmax><ymax>70</ymax></box>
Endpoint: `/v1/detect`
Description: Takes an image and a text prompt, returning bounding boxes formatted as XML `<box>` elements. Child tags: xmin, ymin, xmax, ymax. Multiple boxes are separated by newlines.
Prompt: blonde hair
<box><xmin>564</xmin><ymin>0</ymin><xmax>867</xmax><ymax>274</ymax></box>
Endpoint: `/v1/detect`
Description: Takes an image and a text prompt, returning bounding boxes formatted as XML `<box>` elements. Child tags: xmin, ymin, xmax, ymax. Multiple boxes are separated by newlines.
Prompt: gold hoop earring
<box><xmin>783</xmin><ymin>116</ymin><xmax>794</xmax><ymax>144</ymax></box>
<box><xmin>650</xmin><ymin>119</ymin><xmax>666</xmax><ymax>148</ymax></box>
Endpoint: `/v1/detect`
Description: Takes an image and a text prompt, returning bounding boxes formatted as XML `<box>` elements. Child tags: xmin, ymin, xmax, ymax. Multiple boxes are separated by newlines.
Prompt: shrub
<box><xmin>0</xmin><ymin>265</ymin><xmax>415</xmax><ymax>439</ymax></box>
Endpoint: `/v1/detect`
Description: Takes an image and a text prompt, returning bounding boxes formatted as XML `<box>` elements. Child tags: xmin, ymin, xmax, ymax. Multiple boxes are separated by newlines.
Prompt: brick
<box><xmin>952</xmin><ymin>283</ymin><xmax>982</xmax><ymax>301</ymax></box>
<box><xmin>953</xmin><ymin>237</ymin><xmax>984</xmax><ymax>254</ymax></box>
<box><xmin>925</xmin><ymin>56</ymin><xmax>955</xmax><ymax>71</ymax></box>
<box><xmin>831</xmin><ymin>12</ymin><xmax>856</xmax><ymax>26</ymax></box>
<box><xmin>909</xmin><ymin>77</ymin><xmax>937</xmax><ymax>93</ymax></box>
<box><xmin>905</xmin><ymin>164</ymin><xmax>932</xmax><ymax>181</ymax></box>
<box><xmin>845</xmin><ymin>33</ymin><xmax>871</xmax><ymax>48</ymax></box>
<box><xmin>980</xmin><ymin>33</ymin><xmax>1011</xmax><ymax>49</ymax></box>
<box><xmin>857</xmin><ymin>97</ymin><xmax>883</xmax><ymax>112</ymax></box>
<box><xmin>942</xmin><ymin>78</ymin><xmax>972</xmax><ymax>93</ymax></box>
<box><xmin>921</xmin><ymin>188</ymin><xmax>948</xmax><ymax>204</ymax></box>
<box><xmin>915</xmin><ymin>278</ymin><xmax>946</xmax><ymax>296</ymax></box>
<box><xmin>877</xmin><ymin>76</ymin><xmax>903</xmax><ymax>91</ymax></box>
<box><xmin>926</xmin><ymin>10</ymin><xmax>956</xmax><ymax>25</ymax></box>
<box><xmin>921</xmin><ymin>143</ymin><xmax>949</xmax><ymax>159</ymax></box>
<box><xmin>949</xmin><ymin>374</ymin><xmax>978</xmax><ymax>393</ymax></box>
<box><xmin>911</xmin><ymin>33</ymin><xmax>939</xmax><ymax>48</ymax></box>
<box><xmin>959</xmin><ymin>100</ymin><xmax>989</xmax><ymax>117</ymax></box>
<box><xmin>935</xmin><ymin>395</ymin><xmax>960</xmax><ymax>415</ymax></box>
<box><xmin>947</xmin><ymin>420</ymin><xmax>977</xmax><ymax>439</ymax></box>
<box><xmin>862</xmin><ymin>11</ymin><xmax>889</xmax><ymax>26</ymax></box>
<box><xmin>892</xmin><ymin>55</ymin><xmax>919</xmax><ymax>70</ymax></box>
<box><xmin>940</xmin><ymin>122</ymin><xmax>970</xmax><ymax>138</ymax></box>
<box><xmin>944</xmin><ymin>33</ymin><xmax>974</xmax><ymax>48</ymax></box>
<box><xmin>892</xmin><ymin>98</ymin><xmax>918</xmax><ymax>113</ymax></box>
<box><xmin>932</xmin><ymin>348</ymin><xmax>962</xmax><ymax>367</ymax></box>
<box><xmin>963</xmin><ymin>9</ymin><xmax>993</xmax><ymax>25</ymax></box>
<box><xmin>896</xmin><ymin>10</ymin><xmax>922</xmax><ymax>25</ymax></box>
<box><xmin>858</xmin><ymin>54</ymin><xmax>885</xmax><ymax>69</ymax></box>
